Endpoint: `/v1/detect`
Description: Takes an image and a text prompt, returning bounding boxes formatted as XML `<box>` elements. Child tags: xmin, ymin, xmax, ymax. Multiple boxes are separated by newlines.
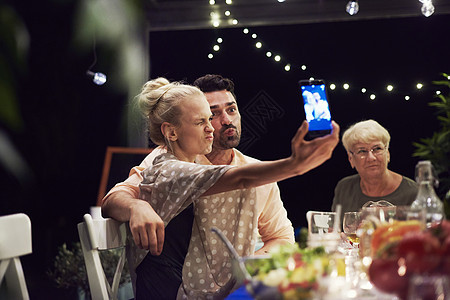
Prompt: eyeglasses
<box><xmin>349</xmin><ymin>145</ymin><xmax>386</xmax><ymax>159</ymax></box>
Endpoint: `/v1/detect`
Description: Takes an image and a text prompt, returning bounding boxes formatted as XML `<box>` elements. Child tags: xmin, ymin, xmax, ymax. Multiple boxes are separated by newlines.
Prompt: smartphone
<box><xmin>299</xmin><ymin>79</ymin><xmax>332</xmax><ymax>140</ymax></box>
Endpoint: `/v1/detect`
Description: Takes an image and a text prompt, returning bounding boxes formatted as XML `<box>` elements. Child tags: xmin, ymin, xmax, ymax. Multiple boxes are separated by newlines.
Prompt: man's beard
<box><xmin>215</xmin><ymin>125</ymin><xmax>241</xmax><ymax>150</ymax></box>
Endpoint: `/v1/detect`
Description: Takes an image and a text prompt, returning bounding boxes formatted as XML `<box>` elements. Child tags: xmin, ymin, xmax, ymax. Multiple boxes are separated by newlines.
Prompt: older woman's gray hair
<box><xmin>342</xmin><ymin>119</ymin><xmax>390</xmax><ymax>152</ymax></box>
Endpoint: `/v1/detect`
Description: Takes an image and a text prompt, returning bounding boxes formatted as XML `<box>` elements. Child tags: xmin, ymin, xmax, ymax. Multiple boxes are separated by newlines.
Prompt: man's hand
<box><xmin>102</xmin><ymin>191</ymin><xmax>165</xmax><ymax>256</ymax></box>
<box><xmin>129</xmin><ymin>200</ymin><xmax>165</xmax><ymax>255</ymax></box>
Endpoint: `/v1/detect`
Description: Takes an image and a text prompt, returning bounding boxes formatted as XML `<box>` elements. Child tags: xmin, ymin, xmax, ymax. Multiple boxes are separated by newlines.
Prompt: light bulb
<box><xmin>421</xmin><ymin>1</ymin><xmax>435</xmax><ymax>17</ymax></box>
<box><xmin>346</xmin><ymin>0</ymin><xmax>359</xmax><ymax>15</ymax></box>
<box><xmin>86</xmin><ymin>70</ymin><xmax>107</xmax><ymax>85</ymax></box>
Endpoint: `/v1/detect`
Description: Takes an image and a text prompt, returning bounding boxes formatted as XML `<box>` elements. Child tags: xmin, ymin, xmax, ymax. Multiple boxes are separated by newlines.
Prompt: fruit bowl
<box><xmin>367</xmin><ymin>220</ymin><xmax>450</xmax><ymax>299</ymax></box>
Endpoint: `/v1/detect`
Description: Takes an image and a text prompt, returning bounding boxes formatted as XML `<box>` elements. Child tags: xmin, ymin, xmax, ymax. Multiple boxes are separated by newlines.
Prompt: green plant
<box><xmin>47</xmin><ymin>242</ymin><xmax>130</xmax><ymax>298</ymax></box>
<box><xmin>413</xmin><ymin>72</ymin><xmax>450</xmax><ymax>218</ymax></box>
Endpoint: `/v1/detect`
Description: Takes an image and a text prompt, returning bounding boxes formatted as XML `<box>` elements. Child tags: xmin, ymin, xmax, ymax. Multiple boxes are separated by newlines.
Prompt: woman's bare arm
<box><xmin>204</xmin><ymin>121</ymin><xmax>340</xmax><ymax>196</ymax></box>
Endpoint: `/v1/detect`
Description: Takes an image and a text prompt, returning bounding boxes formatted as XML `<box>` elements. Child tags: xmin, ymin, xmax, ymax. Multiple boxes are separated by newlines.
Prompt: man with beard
<box><xmin>101</xmin><ymin>74</ymin><xmax>294</xmax><ymax>298</ymax></box>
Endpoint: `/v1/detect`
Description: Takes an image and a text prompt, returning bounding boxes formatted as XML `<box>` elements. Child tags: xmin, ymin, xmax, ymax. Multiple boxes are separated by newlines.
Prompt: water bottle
<box><xmin>411</xmin><ymin>160</ymin><xmax>445</xmax><ymax>227</ymax></box>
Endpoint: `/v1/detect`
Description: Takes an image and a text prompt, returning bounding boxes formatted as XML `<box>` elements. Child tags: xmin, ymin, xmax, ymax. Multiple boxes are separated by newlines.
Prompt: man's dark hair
<box><xmin>193</xmin><ymin>74</ymin><xmax>236</xmax><ymax>99</ymax></box>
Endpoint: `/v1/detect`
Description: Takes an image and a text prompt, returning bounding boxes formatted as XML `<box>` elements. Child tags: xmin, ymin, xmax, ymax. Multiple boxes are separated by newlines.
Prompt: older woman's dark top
<box><xmin>331</xmin><ymin>174</ymin><xmax>418</xmax><ymax>223</ymax></box>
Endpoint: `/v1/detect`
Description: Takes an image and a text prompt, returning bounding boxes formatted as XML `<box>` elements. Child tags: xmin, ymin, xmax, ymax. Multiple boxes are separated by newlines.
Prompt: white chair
<box><xmin>0</xmin><ymin>213</ymin><xmax>32</xmax><ymax>300</ymax></box>
<box><xmin>77</xmin><ymin>213</ymin><xmax>130</xmax><ymax>300</ymax></box>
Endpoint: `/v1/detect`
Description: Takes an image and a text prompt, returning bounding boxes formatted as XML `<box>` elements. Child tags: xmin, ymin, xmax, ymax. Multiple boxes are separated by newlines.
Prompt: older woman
<box><xmin>331</xmin><ymin>119</ymin><xmax>418</xmax><ymax>220</ymax></box>
<box><xmin>122</xmin><ymin>77</ymin><xmax>339</xmax><ymax>299</ymax></box>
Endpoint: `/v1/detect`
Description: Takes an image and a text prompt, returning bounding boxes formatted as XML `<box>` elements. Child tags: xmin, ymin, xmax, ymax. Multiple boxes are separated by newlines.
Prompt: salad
<box><xmin>244</xmin><ymin>243</ymin><xmax>336</xmax><ymax>299</ymax></box>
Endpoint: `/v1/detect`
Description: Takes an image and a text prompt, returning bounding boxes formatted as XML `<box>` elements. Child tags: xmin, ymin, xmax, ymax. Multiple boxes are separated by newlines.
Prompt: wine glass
<box><xmin>343</xmin><ymin>212</ymin><xmax>361</xmax><ymax>248</ymax></box>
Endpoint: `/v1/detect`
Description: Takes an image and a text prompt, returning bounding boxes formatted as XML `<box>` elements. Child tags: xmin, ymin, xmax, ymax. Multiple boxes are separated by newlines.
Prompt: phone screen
<box><xmin>299</xmin><ymin>79</ymin><xmax>332</xmax><ymax>138</ymax></box>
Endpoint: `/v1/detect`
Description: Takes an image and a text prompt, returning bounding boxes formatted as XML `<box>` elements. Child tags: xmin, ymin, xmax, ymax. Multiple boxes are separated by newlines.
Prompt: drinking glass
<box><xmin>408</xmin><ymin>274</ymin><xmax>450</xmax><ymax>300</ymax></box>
<box><xmin>343</xmin><ymin>212</ymin><xmax>361</xmax><ymax>247</ymax></box>
<box><xmin>308</xmin><ymin>211</ymin><xmax>338</xmax><ymax>234</ymax></box>
<box><xmin>307</xmin><ymin>211</ymin><xmax>340</xmax><ymax>253</ymax></box>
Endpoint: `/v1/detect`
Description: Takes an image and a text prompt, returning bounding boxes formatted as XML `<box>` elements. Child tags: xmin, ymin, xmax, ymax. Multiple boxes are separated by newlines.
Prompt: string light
<box><xmin>206</xmin><ymin>1</ymin><xmax>443</xmax><ymax>101</ymax></box>
<box><xmin>210</xmin><ymin>10</ymin><xmax>220</xmax><ymax>27</ymax></box>
<box><xmin>344</xmin><ymin>0</ymin><xmax>436</xmax><ymax>17</ymax></box>
<box><xmin>346</xmin><ymin>0</ymin><xmax>359</xmax><ymax>15</ymax></box>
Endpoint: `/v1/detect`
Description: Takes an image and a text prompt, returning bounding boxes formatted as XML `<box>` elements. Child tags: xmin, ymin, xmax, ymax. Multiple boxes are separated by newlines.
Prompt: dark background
<box><xmin>1</xmin><ymin>0</ymin><xmax>449</xmax><ymax>298</ymax></box>
<box><xmin>147</xmin><ymin>15</ymin><xmax>448</xmax><ymax>226</ymax></box>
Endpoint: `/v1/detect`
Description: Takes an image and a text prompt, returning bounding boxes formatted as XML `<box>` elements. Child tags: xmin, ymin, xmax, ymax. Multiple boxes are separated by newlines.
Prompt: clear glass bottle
<box><xmin>411</xmin><ymin>160</ymin><xmax>445</xmax><ymax>227</ymax></box>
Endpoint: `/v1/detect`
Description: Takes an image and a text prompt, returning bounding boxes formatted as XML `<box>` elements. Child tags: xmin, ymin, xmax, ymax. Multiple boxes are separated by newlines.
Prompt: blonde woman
<box><xmin>105</xmin><ymin>77</ymin><xmax>339</xmax><ymax>299</ymax></box>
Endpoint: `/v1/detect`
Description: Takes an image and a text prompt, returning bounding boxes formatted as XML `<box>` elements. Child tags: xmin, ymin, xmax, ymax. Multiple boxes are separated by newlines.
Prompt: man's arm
<box><xmin>253</xmin><ymin>183</ymin><xmax>295</xmax><ymax>255</ymax></box>
<box><xmin>102</xmin><ymin>190</ymin><xmax>165</xmax><ymax>255</ymax></box>
<box><xmin>255</xmin><ymin>239</ymin><xmax>291</xmax><ymax>255</ymax></box>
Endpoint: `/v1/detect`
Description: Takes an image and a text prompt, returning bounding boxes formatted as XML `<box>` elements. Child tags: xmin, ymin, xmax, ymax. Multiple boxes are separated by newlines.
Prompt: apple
<box><xmin>368</xmin><ymin>258</ymin><xmax>409</xmax><ymax>297</ymax></box>
<box><xmin>440</xmin><ymin>235</ymin><xmax>450</xmax><ymax>275</ymax></box>
<box><xmin>397</xmin><ymin>231</ymin><xmax>441</xmax><ymax>273</ymax></box>
<box><xmin>430</xmin><ymin>220</ymin><xmax>450</xmax><ymax>242</ymax></box>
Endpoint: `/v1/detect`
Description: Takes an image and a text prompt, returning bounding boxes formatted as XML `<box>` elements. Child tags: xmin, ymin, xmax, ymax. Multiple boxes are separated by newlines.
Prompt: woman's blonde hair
<box><xmin>136</xmin><ymin>77</ymin><xmax>204</xmax><ymax>146</ymax></box>
<box><xmin>342</xmin><ymin>119</ymin><xmax>390</xmax><ymax>152</ymax></box>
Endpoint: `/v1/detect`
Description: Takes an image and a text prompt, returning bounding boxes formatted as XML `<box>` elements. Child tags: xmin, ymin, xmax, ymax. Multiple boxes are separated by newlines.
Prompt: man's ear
<box><xmin>161</xmin><ymin>122</ymin><xmax>178</xmax><ymax>141</ymax></box>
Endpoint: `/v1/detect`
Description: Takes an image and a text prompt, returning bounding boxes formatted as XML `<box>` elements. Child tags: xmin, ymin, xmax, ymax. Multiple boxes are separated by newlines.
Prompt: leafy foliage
<box><xmin>47</xmin><ymin>242</ymin><xmax>130</xmax><ymax>297</ymax></box>
<box><xmin>413</xmin><ymin>72</ymin><xmax>450</xmax><ymax>217</ymax></box>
